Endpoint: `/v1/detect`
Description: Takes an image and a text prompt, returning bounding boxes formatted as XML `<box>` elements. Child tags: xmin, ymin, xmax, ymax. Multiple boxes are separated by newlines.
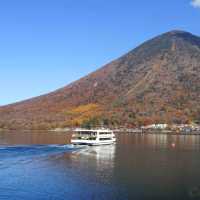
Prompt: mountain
<box><xmin>0</xmin><ymin>30</ymin><xmax>200</xmax><ymax>130</ymax></box>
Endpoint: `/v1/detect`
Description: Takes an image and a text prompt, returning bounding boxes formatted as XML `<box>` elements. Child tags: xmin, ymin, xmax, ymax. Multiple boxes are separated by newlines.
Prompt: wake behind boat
<box><xmin>71</xmin><ymin>128</ymin><xmax>116</xmax><ymax>146</ymax></box>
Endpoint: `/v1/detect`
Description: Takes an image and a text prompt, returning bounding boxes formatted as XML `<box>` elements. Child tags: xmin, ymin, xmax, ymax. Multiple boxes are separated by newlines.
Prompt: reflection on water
<box><xmin>77</xmin><ymin>145</ymin><xmax>115</xmax><ymax>163</ymax></box>
<box><xmin>0</xmin><ymin>131</ymin><xmax>71</xmax><ymax>145</ymax></box>
<box><xmin>73</xmin><ymin>145</ymin><xmax>116</xmax><ymax>172</ymax></box>
<box><xmin>119</xmin><ymin>133</ymin><xmax>200</xmax><ymax>151</ymax></box>
<box><xmin>1</xmin><ymin>132</ymin><xmax>200</xmax><ymax>200</ymax></box>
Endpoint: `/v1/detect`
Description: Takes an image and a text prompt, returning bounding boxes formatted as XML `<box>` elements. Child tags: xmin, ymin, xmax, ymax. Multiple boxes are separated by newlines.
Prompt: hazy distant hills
<box><xmin>0</xmin><ymin>30</ymin><xmax>200</xmax><ymax>130</ymax></box>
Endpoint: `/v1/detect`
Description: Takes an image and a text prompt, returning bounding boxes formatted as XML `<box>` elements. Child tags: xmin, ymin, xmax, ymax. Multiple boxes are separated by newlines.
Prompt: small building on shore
<box><xmin>170</xmin><ymin>124</ymin><xmax>200</xmax><ymax>132</ymax></box>
<box><xmin>141</xmin><ymin>124</ymin><xmax>168</xmax><ymax>130</ymax></box>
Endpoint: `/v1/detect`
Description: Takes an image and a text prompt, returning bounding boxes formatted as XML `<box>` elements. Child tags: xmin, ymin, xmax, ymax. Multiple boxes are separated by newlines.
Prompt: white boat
<box><xmin>71</xmin><ymin>128</ymin><xmax>116</xmax><ymax>146</ymax></box>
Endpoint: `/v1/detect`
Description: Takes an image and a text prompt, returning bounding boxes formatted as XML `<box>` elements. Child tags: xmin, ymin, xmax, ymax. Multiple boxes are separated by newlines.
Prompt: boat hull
<box><xmin>71</xmin><ymin>139</ymin><xmax>116</xmax><ymax>146</ymax></box>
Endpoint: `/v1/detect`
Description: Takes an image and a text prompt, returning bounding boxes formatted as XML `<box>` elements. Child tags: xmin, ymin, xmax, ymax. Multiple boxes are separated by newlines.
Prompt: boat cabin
<box><xmin>71</xmin><ymin>128</ymin><xmax>116</xmax><ymax>145</ymax></box>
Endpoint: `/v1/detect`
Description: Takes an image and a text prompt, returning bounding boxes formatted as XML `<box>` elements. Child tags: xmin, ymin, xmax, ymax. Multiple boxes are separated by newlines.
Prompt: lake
<box><xmin>0</xmin><ymin>132</ymin><xmax>200</xmax><ymax>200</ymax></box>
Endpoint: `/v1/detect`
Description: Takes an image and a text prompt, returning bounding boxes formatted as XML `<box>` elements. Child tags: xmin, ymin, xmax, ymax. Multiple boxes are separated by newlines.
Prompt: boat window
<box><xmin>99</xmin><ymin>138</ymin><xmax>112</xmax><ymax>141</ymax></box>
<box><xmin>73</xmin><ymin>131</ymin><xmax>97</xmax><ymax>137</ymax></box>
<box><xmin>99</xmin><ymin>132</ymin><xmax>111</xmax><ymax>135</ymax></box>
<box><xmin>78</xmin><ymin>131</ymin><xmax>97</xmax><ymax>135</ymax></box>
<box><xmin>72</xmin><ymin>133</ymin><xmax>97</xmax><ymax>140</ymax></box>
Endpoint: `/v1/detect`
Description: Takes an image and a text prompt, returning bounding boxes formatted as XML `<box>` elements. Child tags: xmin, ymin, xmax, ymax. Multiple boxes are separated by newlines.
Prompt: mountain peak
<box><xmin>167</xmin><ymin>29</ymin><xmax>189</xmax><ymax>35</ymax></box>
<box><xmin>162</xmin><ymin>30</ymin><xmax>199</xmax><ymax>41</ymax></box>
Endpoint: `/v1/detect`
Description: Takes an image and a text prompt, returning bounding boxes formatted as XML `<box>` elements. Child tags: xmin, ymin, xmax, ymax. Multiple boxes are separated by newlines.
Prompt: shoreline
<box><xmin>0</xmin><ymin>128</ymin><xmax>200</xmax><ymax>136</ymax></box>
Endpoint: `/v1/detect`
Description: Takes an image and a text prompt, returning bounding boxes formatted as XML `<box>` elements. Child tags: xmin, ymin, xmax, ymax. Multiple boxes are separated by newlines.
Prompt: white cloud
<box><xmin>191</xmin><ymin>0</ymin><xmax>200</xmax><ymax>8</ymax></box>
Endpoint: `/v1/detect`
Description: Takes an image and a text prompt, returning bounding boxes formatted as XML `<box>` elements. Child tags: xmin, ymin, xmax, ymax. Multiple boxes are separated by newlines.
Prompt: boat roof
<box><xmin>74</xmin><ymin>128</ymin><xmax>113</xmax><ymax>132</ymax></box>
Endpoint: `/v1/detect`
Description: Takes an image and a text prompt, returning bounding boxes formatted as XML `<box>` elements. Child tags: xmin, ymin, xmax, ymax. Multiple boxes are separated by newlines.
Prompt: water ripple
<box><xmin>0</xmin><ymin>144</ymin><xmax>84</xmax><ymax>168</ymax></box>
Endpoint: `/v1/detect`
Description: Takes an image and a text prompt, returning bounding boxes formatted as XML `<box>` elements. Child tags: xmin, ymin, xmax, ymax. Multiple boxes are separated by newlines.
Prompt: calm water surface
<box><xmin>0</xmin><ymin>132</ymin><xmax>200</xmax><ymax>200</ymax></box>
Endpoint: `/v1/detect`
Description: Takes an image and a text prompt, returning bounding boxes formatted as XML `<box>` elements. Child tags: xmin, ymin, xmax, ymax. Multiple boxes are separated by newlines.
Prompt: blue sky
<box><xmin>0</xmin><ymin>0</ymin><xmax>200</xmax><ymax>105</ymax></box>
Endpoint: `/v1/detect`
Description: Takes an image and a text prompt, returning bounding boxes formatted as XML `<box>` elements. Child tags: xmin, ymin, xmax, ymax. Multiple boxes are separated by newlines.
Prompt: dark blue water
<box><xmin>1</xmin><ymin>132</ymin><xmax>200</xmax><ymax>200</ymax></box>
<box><xmin>0</xmin><ymin>144</ymin><xmax>79</xmax><ymax>158</ymax></box>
